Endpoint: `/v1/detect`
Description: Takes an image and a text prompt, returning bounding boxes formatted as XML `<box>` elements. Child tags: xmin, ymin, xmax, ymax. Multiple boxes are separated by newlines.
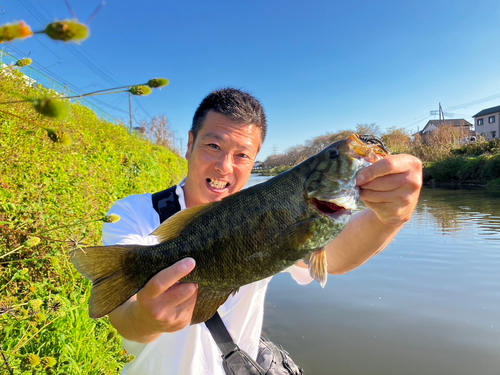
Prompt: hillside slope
<box><xmin>0</xmin><ymin>69</ymin><xmax>187</xmax><ymax>374</ymax></box>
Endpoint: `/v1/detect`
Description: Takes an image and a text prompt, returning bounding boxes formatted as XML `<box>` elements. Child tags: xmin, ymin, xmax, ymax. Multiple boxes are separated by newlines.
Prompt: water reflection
<box><xmin>262</xmin><ymin>187</ymin><xmax>500</xmax><ymax>375</ymax></box>
<box><xmin>415</xmin><ymin>188</ymin><xmax>500</xmax><ymax>239</ymax></box>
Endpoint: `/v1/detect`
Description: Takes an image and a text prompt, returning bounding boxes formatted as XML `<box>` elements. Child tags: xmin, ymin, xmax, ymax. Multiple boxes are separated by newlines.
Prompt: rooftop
<box><xmin>473</xmin><ymin>105</ymin><xmax>500</xmax><ymax>118</ymax></box>
<box><xmin>421</xmin><ymin>119</ymin><xmax>472</xmax><ymax>133</ymax></box>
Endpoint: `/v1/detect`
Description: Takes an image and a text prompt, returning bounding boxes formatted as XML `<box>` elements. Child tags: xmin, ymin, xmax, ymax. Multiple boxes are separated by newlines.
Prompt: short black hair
<box><xmin>191</xmin><ymin>88</ymin><xmax>267</xmax><ymax>146</ymax></box>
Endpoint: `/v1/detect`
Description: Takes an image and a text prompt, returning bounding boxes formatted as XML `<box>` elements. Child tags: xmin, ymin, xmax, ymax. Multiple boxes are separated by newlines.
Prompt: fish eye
<box><xmin>326</xmin><ymin>149</ymin><xmax>339</xmax><ymax>159</ymax></box>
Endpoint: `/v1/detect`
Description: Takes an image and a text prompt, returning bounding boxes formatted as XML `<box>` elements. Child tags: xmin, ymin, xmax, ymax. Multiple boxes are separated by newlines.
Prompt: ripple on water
<box><xmin>263</xmin><ymin>187</ymin><xmax>500</xmax><ymax>375</ymax></box>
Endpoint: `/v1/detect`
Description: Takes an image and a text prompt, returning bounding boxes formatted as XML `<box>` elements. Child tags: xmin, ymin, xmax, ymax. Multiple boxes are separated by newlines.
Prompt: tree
<box><xmin>140</xmin><ymin>115</ymin><xmax>178</xmax><ymax>154</ymax></box>
<box><xmin>356</xmin><ymin>123</ymin><xmax>381</xmax><ymax>137</ymax></box>
<box><xmin>381</xmin><ymin>127</ymin><xmax>411</xmax><ymax>154</ymax></box>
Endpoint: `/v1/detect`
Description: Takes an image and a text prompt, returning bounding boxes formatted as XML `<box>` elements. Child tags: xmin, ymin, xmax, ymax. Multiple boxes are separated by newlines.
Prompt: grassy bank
<box><xmin>423</xmin><ymin>138</ymin><xmax>500</xmax><ymax>189</ymax></box>
<box><xmin>0</xmin><ymin>69</ymin><xmax>187</xmax><ymax>374</ymax></box>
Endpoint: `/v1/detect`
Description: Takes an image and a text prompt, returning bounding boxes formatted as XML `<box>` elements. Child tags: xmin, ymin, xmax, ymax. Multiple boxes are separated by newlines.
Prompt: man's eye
<box><xmin>208</xmin><ymin>144</ymin><xmax>220</xmax><ymax>150</ymax></box>
<box><xmin>237</xmin><ymin>153</ymin><xmax>250</xmax><ymax>159</ymax></box>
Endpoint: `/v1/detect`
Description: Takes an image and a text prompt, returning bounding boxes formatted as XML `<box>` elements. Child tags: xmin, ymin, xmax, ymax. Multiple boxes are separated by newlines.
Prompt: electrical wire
<box><xmin>64</xmin><ymin>44</ymin><xmax>121</xmax><ymax>86</ymax></box>
<box><xmin>133</xmin><ymin>96</ymin><xmax>153</xmax><ymax>119</ymax></box>
<box><xmin>19</xmin><ymin>1</ymin><xmax>124</xmax><ymax>88</ymax></box>
<box><xmin>444</xmin><ymin>93</ymin><xmax>500</xmax><ymax>112</ymax></box>
<box><xmin>19</xmin><ymin>0</ymin><xmax>47</xmax><ymax>26</ymax></box>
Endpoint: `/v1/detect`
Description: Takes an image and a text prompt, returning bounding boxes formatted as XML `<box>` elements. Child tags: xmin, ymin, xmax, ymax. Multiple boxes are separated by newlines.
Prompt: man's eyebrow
<box><xmin>201</xmin><ymin>133</ymin><xmax>224</xmax><ymax>141</ymax></box>
<box><xmin>201</xmin><ymin>132</ymin><xmax>256</xmax><ymax>152</ymax></box>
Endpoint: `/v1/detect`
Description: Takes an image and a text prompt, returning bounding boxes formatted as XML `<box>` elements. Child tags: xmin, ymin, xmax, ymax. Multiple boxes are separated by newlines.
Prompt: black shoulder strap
<box><xmin>152</xmin><ymin>185</ymin><xmax>181</xmax><ymax>223</ymax></box>
<box><xmin>205</xmin><ymin>312</ymin><xmax>240</xmax><ymax>357</ymax></box>
<box><xmin>206</xmin><ymin>312</ymin><xmax>266</xmax><ymax>375</ymax></box>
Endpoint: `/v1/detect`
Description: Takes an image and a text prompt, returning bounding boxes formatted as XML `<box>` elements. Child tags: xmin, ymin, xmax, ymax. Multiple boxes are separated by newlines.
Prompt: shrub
<box><xmin>424</xmin><ymin>157</ymin><xmax>467</xmax><ymax>182</ymax></box>
<box><xmin>457</xmin><ymin>156</ymin><xmax>487</xmax><ymax>182</ymax></box>
<box><xmin>0</xmin><ymin>72</ymin><xmax>187</xmax><ymax>374</ymax></box>
<box><xmin>481</xmin><ymin>154</ymin><xmax>500</xmax><ymax>181</ymax></box>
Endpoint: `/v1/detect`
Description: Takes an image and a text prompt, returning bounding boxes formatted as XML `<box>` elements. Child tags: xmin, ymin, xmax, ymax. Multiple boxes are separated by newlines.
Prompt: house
<box><xmin>420</xmin><ymin>119</ymin><xmax>472</xmax><ymax>135</ymax></box>
<box><xmin>413</xmin><ymin>119</ymin><xmax>474</xmax><ymax>144</ymax></box>
<box><xmin>472</xmin><ymin>105</ymin><xmax>500</xmax><ymax>139</ymax></box>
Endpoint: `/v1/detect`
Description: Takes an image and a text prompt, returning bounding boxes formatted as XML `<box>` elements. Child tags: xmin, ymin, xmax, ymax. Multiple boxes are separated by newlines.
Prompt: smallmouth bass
<box><xmin>71</xmin><ymin>134</ymin><xmax>388</xmax><ymax>323</ymax></box>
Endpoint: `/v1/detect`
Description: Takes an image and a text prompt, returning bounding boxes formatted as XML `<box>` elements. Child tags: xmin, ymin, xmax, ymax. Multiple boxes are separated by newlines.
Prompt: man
<box><xmin>103</xmin><ymin>88</ymin><xmax>422</xmax><ymax>374</ymax></box>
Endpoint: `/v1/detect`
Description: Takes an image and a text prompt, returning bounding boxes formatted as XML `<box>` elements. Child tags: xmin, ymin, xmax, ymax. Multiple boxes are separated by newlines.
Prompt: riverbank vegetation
<box><xmin>260</xmin><ymin>124</ymin><xmax>500</xmax><ymax>188</ymax></box>
<box><xmin>0</xmin><ymin>70</ymin><xmax>187</xmax><ymax>374</ymax></box>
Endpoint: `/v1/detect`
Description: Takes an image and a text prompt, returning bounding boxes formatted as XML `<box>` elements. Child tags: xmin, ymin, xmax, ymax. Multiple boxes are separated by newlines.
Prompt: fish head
<box><xmin>304</xmin><ymin>134</ymin><xmax>389</xmax><ymax>219</ymax></box>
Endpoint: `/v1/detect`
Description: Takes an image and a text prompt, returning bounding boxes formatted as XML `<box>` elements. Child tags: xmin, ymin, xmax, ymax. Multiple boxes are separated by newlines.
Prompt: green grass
<box><xmin>424</xmin><ymin>153</ymin><xmax>500</xmax><ymax>186</ymax></box>
<box><xmin>0</xmin><ymin>69</ymin><xmax>187</xmax><ymax>374</ymax></box>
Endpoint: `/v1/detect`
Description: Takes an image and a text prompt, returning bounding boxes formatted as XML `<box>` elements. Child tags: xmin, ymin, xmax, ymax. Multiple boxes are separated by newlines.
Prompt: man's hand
<box><xmin>356</xmin><ymin>154</ymin><xmax>423</xmax><ymax>228</ymax></box>
<box><xmin>322</xmin><ymin>154</ymin><xmax>422</xmax><ymax>275</ymax></box>
<box><xmin>109</xmin><ymin>258</ymin><xmax>198</xmax><ymax>343</ymax></box>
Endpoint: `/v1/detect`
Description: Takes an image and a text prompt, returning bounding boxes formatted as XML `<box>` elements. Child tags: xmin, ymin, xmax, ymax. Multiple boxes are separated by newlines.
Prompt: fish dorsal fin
<box><xmin>304</xmin><ymin>249</ymin><xmax>328</xmax><ymax>288</ymax></box>
<box><xmin>152</xmin><ymin>203</ymin><xmax>212</xmax><ymax>242</ymax></box>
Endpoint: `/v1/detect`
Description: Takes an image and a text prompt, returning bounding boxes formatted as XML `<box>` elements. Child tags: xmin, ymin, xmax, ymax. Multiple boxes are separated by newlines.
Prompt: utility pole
<box><xmin>430</xmin><ymin>104</ymin><xmax>454</xmax><ymax>120</ymax></box>
<box><xmin>129</xmin><ymin>92</ymin><xmax>133</xmax><ymax>129</ymax></box>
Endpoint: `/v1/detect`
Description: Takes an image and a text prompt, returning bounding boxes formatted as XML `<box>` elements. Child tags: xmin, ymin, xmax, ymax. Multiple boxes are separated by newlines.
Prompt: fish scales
<box><xmin>71</xmin><ymin>134</ymin><xmax>389</xmax><ymax>323</ymax></box>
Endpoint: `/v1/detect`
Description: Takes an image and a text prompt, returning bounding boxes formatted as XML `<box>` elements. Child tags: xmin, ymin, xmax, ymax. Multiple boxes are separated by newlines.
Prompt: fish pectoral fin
<box><xmin>191</xmin><ymin>287</ymin><xmax>233</xmax><ymax>325</ymax></box>
<box><xmin>304</xmin><ymin>249</ymin><xmax>328</xmax><ymax>288</ymax></box>
<box><xmin>279</xmin><ymin>218</ymin><xmax>316</xmax><ymax>248</ymax></box>
<box><xmin>151</xmin><ymin>202</ymin><xmax>213</xmax><ymax>242</ymax></box>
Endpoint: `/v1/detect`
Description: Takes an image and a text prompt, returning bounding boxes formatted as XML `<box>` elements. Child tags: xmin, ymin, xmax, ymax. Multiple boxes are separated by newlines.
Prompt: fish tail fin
<box><xmin>70</xmin><ymin>244</ymin><xmax>146</xmax><ymax>319</ymax></box>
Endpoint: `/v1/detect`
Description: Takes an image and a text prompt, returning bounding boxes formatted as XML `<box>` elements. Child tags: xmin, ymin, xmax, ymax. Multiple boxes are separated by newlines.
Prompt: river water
<box><xmin>247</xmin><ymin>176</ymin><xmax>500</xmax><ymax>375</ymax></box>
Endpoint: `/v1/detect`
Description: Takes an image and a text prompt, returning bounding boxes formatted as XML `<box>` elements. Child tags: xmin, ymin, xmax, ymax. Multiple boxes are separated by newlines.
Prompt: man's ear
<box><xmin>185</xmin><ymin>131</ymin><xmax>194</xmax><ymax>160</ymax></box>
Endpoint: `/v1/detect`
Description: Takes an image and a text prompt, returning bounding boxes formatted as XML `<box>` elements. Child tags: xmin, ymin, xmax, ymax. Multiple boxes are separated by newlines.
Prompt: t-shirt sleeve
<box><xmin>102</xmin><ymin>194</ymin><xmax>160</xmax><ymax>247</ymax></box>
<box><xmin>283</xmin><ymin>264</ymin><xmax>313</xmax><ymax>285</ymax></box>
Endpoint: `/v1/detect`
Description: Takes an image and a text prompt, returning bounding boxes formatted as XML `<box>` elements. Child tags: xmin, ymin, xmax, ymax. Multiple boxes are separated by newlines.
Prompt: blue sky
<box><xmin>2</xmin><ymin>0</ymin><xmax>500</xmax><ymax>160</ymax></box>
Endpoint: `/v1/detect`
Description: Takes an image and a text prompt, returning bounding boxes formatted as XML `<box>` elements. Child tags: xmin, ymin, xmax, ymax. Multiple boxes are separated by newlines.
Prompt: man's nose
<box><xmin>215</xmin><ymin>154</ymin><xmax>234</xmax><ymax>175</ymax></box>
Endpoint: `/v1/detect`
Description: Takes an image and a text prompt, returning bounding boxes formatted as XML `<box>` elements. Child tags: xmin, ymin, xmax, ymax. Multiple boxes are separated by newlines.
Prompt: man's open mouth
<box><xmin>207</xmin><ymin>178</ymin><xmax>230</xmax><ymax>190</ymax></box>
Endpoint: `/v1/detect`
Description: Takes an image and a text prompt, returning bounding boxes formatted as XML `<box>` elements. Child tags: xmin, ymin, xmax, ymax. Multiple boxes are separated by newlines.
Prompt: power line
<box><xmin>444</xmin><ymin>93</ymin><xmax>500</xmax><ymax>112</ymax></box>
<box><xmin>33</xmin><ymin>0</ymin><xmax>55</xmax><ymax>21</ymax></box>
<box><xmin>18</xmin><ymin>1</ymin><xmax>124</xmax><ymax>88</ymax></box>
<box><xmin>81</xmin><ymin>45</ymin><xmax>124</xmax><ymax>85</ymax></box>
<box><xmin>64</xmin><ymin>44</ymin><xmax>121</xmax><ymax>86</ymax></box>
<box><xmin>133</xmin><ymin>96</ymin><xmax>153</xmax><ymax>119</ymax></box>
<box><xmin>402</xmin><ymin>114</ymin><xmax>432</xmax><ymax>129</ymax></box>
<box><xmin>19</xmin><ymin>0</ymin><xmax>48</xmax><ymax>26</ymax></box>
<box><xmin>1</xmin><ymin>48</ymin><xmax>124</xmax><ymax>123</ymax></box>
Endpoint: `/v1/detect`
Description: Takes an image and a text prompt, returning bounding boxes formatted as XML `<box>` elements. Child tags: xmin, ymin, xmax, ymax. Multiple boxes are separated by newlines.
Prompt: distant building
<box><xmin>253</xmin><ymin>161</ymin><xmax>263</xmax><ymax>170</ymax></box>
<box><xmin>133</xmin><ymin>126</ymin><xmax>146</xmax><ymax>134</ymax></box>
<box><xmin>472</xmin><ymin>105</ymin><xmax>500</xmax><ymax>139</ymax></box>
<box><xmin>413</xmin><ymin>119</ymin><xmax>474</xmax><ymax>144</ymax></box>
<box><xmin>419</xmin><ymin>119</ymin><xmax>472</xmax><ymax>135</ymax></box>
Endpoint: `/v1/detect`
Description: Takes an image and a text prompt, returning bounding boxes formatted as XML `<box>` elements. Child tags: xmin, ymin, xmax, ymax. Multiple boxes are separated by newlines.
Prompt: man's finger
<box><xmin>159</xmin><ymin>282</ymin><xmax>198</xmax><ymax>308</ymax></box>
<box><xmin>170</xmin><ymin>287</ymin><xmax>198</xmax><ymax>318</ymax></box>
<box><xmin>357</xmin><ymin>155</ymin><xmax>421</xmax><ymax>185</ymax></box>
<box><xmin>356</xmin><ymin>157</ymin><xmax>399</xmax><ymax>185</ymax></box>
<box><xmin>141</xmin><ymin>258</ymin><xmax>196</xmax><ymax>299</ymax></box>
<box><xmin>358</xmin><ymin>172</ymin><xmax>411</xmax><ymax>192</ymax></box>
<box><xmin>360</xmin><ymin>188</ymin><xmax>405</xmax><ymax>204</ymax></box>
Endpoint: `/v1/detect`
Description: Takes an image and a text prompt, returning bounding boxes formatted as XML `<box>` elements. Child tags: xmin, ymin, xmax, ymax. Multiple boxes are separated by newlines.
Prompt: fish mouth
<box><xmin>311</xmin><ymin>189</ymin><xmax>359</xmax><ymax>219</ymax></box>
<box><xmin>207</xmin><ymin>178</ymin><xmax>230</xmax><ymax>191</ymax></box>
<box><xmin>347</xmin><ymin>134</ymin><xmax>389</xmax><ymax>163</ymax></box>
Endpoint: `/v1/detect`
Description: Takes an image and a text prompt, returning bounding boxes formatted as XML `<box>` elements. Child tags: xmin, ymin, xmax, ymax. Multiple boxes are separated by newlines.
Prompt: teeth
<box><xmin>208</xmin><ymin>179</ymin><xmax>229</xmax><ymax>190</ymax></box>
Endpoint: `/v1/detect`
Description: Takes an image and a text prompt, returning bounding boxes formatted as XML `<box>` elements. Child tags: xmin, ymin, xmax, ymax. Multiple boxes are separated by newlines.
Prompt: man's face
<box><xmin>183</xmin><ymin>111</ymin><xmax>262</xmax><ymax>208</ymax></box>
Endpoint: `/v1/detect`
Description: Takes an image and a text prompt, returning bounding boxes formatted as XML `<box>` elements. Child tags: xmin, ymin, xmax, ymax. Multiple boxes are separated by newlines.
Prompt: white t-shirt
<box><xmin>102</xmin><ymin>182</ymin><xmax>313</xmax><ymax>375</ymax></box>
